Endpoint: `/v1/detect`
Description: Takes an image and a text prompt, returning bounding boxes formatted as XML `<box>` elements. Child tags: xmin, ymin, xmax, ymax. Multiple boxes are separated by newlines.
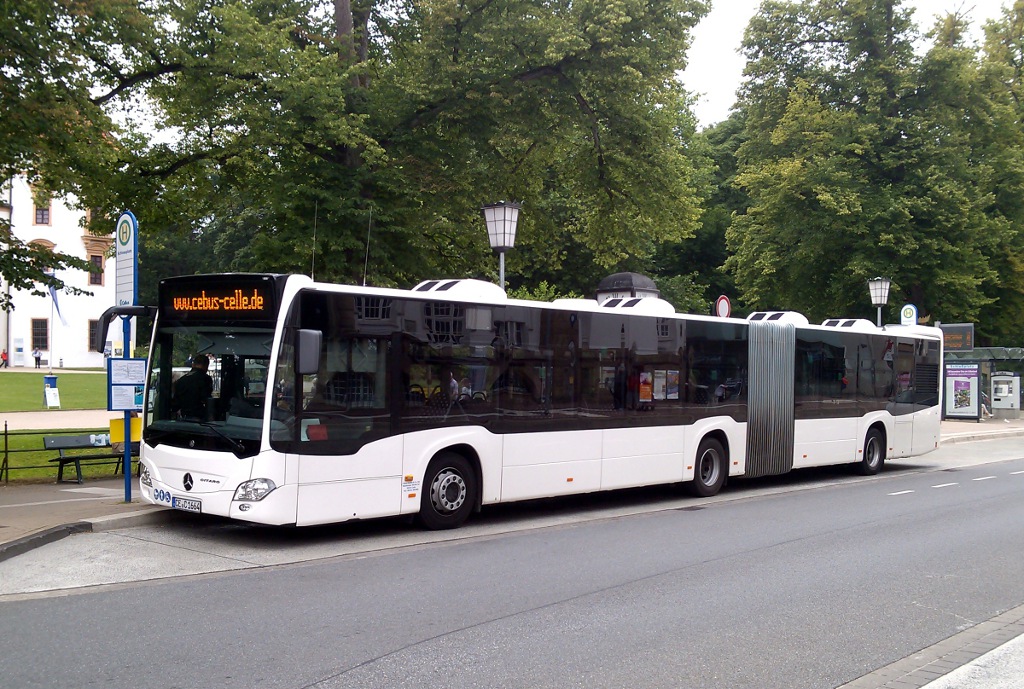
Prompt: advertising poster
<box><xmin>639</xmin><ymin>371</ymin><xmax>653</xmax><ymax>403</ymax></box>
<box><xmin>944</xmin><ymin>362</ymin><xmax>980</xmax><ymax>419</ymax></box>
<box><xmin>667</xmin><ymin>370</ymin><xmax>679</xmax><ymax>400</ymax></box>
<box><xmin>654</xmin><ymin>370</ymin><xmax>667</xmax><ymax>400</ymax></box>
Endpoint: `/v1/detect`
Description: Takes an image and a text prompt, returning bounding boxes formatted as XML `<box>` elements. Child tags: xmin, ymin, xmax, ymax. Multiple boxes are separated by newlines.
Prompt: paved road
<box><xmin>1</xmin><ymin>418</ymin><xmax>1022</xmax><ymax>688</ymax></box>
<box><xmin>2</xmin><ymin>448</ymin><xmax>1024</xmax><ymax>689</ymax></box>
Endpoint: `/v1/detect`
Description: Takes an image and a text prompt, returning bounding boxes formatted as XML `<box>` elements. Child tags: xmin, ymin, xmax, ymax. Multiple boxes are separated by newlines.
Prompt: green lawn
<box><xmin>0</xmin><ymin>370</ymin><xmax>107</xmax><ymax>412</ymax></box>
<box><xmin>0</xmin><ymin>428</ymin><xmax>135</xmax><ymax>483</ymax></box>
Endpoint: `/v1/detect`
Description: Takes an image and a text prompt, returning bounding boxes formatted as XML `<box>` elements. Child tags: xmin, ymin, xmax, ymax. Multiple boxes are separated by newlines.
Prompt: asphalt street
<box><xmin>1</xmin><ymin>407</ymin><xmax>1023</xmax><ymax>688</ymax></box>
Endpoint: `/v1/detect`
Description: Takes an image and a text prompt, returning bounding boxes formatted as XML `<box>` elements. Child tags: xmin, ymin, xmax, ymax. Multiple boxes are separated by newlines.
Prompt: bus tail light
<box><xmin>234</xmin><ymin>478</ymin><xmax>277</xmax><ymax>502</ymax></box>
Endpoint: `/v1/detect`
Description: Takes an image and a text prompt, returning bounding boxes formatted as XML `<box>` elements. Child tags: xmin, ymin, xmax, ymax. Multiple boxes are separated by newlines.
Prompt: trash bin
<box><xmin>43</xmin><ymin>375</ymin><xmax>58</xmax><ymax>406</ymax></box>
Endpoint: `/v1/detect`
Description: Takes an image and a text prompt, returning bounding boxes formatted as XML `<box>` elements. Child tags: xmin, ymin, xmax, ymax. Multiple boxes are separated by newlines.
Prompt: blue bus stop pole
<box><xmin>122</xmin><ymin>314</ymin><xmax>132</xmax><ymax>503</ymax></box>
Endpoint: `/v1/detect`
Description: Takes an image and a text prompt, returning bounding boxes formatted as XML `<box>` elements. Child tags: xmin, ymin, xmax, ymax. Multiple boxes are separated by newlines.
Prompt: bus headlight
<box><xmin>140</xmin><ymin>465</ymin><xmax>152</xmax><ymax>487</ymax></box>
<box><xmin>233</xmin><ymin>478</ymin><xmax>277</xmax><ymax>502</ymax></box>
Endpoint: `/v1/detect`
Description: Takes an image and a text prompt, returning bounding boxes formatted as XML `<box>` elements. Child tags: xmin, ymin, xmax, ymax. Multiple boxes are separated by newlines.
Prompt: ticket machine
<box><xmin>991</xmin><ymin>371</ymin><xmax>1020</xmax><ymax>420</ymax></box>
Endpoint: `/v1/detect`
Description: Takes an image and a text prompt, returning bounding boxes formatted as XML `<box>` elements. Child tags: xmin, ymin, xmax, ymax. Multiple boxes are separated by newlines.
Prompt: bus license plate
<box><xmin>172</xmin><ymin>496</ymin><xmax>202</xmax><ymax>513</ymax></box>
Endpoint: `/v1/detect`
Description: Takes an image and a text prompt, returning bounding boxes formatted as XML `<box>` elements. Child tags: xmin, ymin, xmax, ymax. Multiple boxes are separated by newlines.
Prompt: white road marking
<box><xmin>889</xmin><ymin>490</ymin><xmax>915</xmax><ymax>496</ymax></box>
<box><xmin>931</xmin><ymin>483</ymin><xmax>958</xmax><ymax>489</ymax></box>
<box><xmin>972</xmin><ymin>476</ymin><xmax>996</xmax><ymax>482</ymax></box>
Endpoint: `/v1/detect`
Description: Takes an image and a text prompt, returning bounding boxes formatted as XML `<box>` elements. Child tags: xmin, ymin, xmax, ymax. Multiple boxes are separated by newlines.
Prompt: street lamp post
<box><xmin>481</xmin><ymin>201</ymin><xmax>521</xmax><ymax>291</ymax></box>
<box><xmin>867</xmin><ymin>276</ymin><xmax>891</xmax><ymax>327</ymax></box>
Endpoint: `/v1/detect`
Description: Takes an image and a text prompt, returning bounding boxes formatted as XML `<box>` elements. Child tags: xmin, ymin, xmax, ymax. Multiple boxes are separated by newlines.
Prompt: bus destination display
<box><xmin>172</xmin><ymin>289</ymin><xmax>264</xmax><ymax>313</ymax></box>
<box><xmin>160</xmin><ymin>278</ymin><xmax>276</xmax><ymax>321</ymax></box>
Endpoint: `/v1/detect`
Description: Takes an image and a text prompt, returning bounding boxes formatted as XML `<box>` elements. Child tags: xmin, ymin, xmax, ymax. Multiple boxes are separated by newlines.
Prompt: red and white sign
<box><xmin>714</xmin><ymin>295</ymin><xmax>731</xmax><ymax>318</ymax></box>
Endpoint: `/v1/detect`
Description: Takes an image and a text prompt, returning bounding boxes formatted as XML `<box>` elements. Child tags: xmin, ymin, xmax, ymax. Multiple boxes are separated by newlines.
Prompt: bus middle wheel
<box><xmin>688</xmin><ymin>437</ymin><xmax>727</xmax><ymax>498</ymax></box>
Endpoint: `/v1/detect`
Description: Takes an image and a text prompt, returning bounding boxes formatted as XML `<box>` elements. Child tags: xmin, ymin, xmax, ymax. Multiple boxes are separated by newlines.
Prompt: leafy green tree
<box><xmin>85</xmin><ymin>0</ymin><xmax>711</xmax><ymax>296</ymax></box>
<box><xmin>507</xmin><ymin>280</ymin><xmax>581</xmax><ymax>302</ymax></box>
<box><xmin>727</xmin><ymin>0</ymin><xmax>1007</xmax><ymax>331</ymax></box>
<box><xmin>974</xmin><ymin>1</ymin><xmax>1024</xmax><ymax>343</ymax></box>
<box><xmin>0</xmin><ymin>0</ymin><xmax>160</xmax><ymax>308</ymax></box>
<box><xmin>653</xmin><ymin>110</ymin><xmax>747</xmax><ymax>313</ymax></box>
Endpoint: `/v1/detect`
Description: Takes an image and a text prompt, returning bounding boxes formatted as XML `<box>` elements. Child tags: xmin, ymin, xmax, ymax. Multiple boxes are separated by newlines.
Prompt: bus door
<box><xmin>889</xmin><ymin>340</ymin><xmax>915</xmax><ymax>457</ymax></box>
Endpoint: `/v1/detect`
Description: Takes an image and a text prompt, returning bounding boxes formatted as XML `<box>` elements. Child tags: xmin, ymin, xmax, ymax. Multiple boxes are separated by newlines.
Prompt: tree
<box><xmin>974</xmin><ymin>1</ymin><xmax>1024</xmax><ymax>343</ymax></box>
<box><xmin>0</xmin><ymin>0</ymin><xmax>165</xmax><ymax>309</ymax></box>
<box><xmin>653</xmin><ymin>110</ymin><xmax>747</xmax><ymax>313</ymax></box>
<box><xmin>727</xmin><ymin>0</ymin><xmax>1009</xmax><ymax>332</ymax></box>
<box><xmin>80</xmin><ymin>0</ymin><xmax>711</xmax><ymax>296</ymax></box>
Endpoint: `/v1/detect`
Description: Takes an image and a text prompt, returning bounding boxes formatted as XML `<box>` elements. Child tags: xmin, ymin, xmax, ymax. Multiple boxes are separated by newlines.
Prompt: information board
<box><xmin>944</xmin><ymin>361</ymin><xmax>980</xmax><ymax>420</ymax></box>
<box><xmin>107</xmin><ymin>357</ymin><xmax>147</xmax><ymax>412</ymax></box>
<box><xmin>939</xmin><ymin>323</ymin><xmax>975</xmax><ymax>352</ymax></box>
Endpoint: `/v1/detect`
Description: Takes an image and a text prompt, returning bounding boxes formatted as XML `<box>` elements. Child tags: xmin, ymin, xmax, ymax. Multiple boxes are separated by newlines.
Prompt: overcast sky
<box><xmin>679</xmin><ymin>0</ymin><xmax>1012</xmax><ymax>128</ymax></box>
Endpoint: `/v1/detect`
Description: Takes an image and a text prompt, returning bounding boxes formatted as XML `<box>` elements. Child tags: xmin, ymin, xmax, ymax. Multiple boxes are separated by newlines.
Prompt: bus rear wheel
<box><xmin>418</xmin><ymin>452</ymin><xmax>476</xmax><ymax>530</ymax></box>
<box><xmin>858</xmin><ymin>428</ymin><xmax>885</xmax><ymax>476</ymax></box>
<box><xmin>688</xmin><ymin>437</ymin><xmax>726</xmax><ymax>497</ymax></box>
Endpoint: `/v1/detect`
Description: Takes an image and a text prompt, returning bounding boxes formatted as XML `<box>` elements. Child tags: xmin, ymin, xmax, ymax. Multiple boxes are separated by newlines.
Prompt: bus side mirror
<box><xmin>297</xmin><ymin>329</ymin><xmax>322</xmax><ymax>375</ymax></box>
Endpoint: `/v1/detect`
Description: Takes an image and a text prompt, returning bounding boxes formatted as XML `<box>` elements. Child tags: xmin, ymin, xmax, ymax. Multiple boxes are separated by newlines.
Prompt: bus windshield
<box><xmin>145</xmin><ymin>322</ymin><xmax>278</xmax><ymax>457</ymax></box>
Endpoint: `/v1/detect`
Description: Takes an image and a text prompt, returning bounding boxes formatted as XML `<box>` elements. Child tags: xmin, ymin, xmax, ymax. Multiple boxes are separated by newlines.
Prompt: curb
<box><xmin>0</xmin><ymin>522</ymin><xmax>92</xmax><ymax>564</ymax></box>
<box><xmin>87</xmin><ymin>507</ymin><xmax>175</xmax><ymax>532</ymax></box>
<box><xmin>0</xmin><ymin>508</ymin><xmax>174</xmax><ymax>564</ymax></box>
<box><xmin>941</xmin><ymin>429</ymin><xmax>1024</xmax><ymax>445</ymax></box>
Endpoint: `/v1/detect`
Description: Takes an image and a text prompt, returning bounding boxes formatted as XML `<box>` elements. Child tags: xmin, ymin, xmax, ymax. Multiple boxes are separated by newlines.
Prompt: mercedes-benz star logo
<box><xmin>183</xmin><ymin>473</ymin><xmax>194</xmax><ymax>491</ymax></box>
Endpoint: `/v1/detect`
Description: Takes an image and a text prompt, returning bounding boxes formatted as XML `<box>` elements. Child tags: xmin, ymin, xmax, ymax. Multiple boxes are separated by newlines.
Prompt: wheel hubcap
<box><xmin>431</xmin><ymin>469</ymin><xmax>467</xmax><ymax>513</ymax></box>
<box><xmin>866</xmin><ymin>438</ymin><xmax>880</xmax><ymax>467</ymax></box>
<box><xmin>699</xmin><ymin>449</ymin><xmax>720</xmax><ymax>485</ymax></box>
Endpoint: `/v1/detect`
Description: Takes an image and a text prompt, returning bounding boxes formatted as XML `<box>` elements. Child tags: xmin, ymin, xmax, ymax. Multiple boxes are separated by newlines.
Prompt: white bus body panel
<box><xmin>500</xmin><ymin>430</ymin><xmax>603</xmax><ymax>501</ymax></box>
<box><xmin>601</xmin><ymin>425</ymin><xmax>686</xmax><ymax>489</ymax></box>
<box><xmin>891</xmin><ymin>416</ymin><xmax>914</xmax><ymax>458</ymax></box>
<box><xmin>792</xmin><ymin>417</ymin><xmax>859</xmax><ymax>468</ymax></box>
<box><xmin>912</xmin><ymin>405</ymin><xmax>940</xmax><ymax>454</ymax></box>
<box><xmin>295</xmin><ymin>435</ymin><xmax>404</xmax><ymax>525</ymax></box>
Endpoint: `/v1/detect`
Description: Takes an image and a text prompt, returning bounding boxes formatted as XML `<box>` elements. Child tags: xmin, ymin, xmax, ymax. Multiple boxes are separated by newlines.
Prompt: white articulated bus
<box><xmin>132</xmin><ymin>273</ymin><xmax>942</xmax><ymax>529</ymax></box>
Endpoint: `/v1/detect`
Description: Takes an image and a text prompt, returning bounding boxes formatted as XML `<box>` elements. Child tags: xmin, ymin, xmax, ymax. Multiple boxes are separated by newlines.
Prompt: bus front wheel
<box><xmin>418</xmin><ymin>452</ymin><xmax>476</xmax><ymax>530</ymax></box>
<box><xmin>858</xmin><ymin>428</ymin><xmax>885</xmax><ymax>475</ymax></box>
<box><xmin>688</xmin><ymin>437</ymin><xmax>727</xmax><ymax>497</ymax></box>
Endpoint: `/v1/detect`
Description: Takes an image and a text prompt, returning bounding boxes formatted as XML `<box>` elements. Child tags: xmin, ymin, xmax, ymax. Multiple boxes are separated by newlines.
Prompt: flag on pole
<box><xmin>48</xmin><ymin>284</ymin><xmax>67</xmax><ymax>327</ymax></box>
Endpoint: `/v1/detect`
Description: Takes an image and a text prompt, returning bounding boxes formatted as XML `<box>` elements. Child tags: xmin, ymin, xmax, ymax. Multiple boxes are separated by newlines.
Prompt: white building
<box><xmin>1</xmin><ymin>176</ymin><xmax>127</xmax><ymax>369</ymax></box>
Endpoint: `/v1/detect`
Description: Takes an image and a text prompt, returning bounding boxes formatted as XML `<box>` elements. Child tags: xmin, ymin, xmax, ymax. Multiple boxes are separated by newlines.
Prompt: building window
<box><xmin>89</xmin><ymin>255</ymin><xmax>104</xmax><ymax>286</ymax></box>
<box><xmin>34</xmin><ymin>204</ymin><xmax>51</xmax><ymax>225</ymax></box>
<box><xmin>31</xmin><ymin>319</ymin><xmax>49</xmax><ymax>351</ymax></box>
<box><xmin>356</xmin><ymin>297</ymin><xmax>392</xmax><ymax>321</ymax></box>
<box><xmin>88</xmin><ymin>320</ymin><xmax>99</xmax><ymax>352</ymax></box>
<box><xmin>423</xmin><ymin>302</ymin><xmax>464</xmax><ymax>345</ymax></box>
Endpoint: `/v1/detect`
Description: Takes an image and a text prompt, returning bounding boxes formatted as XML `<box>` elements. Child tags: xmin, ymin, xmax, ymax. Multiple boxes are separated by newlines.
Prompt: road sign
<box><xmin>115</xmin><ymin>211</ymin><xmax>138</xmax><ymax>307</ymax></box>
<box><xmin>714</xmin><ymin>295</ymin><xmax>731</xmax><ymax>318</ymax></box>
<box><xmin>900</xmin><ymin>304</ymin><xmax>918</xmax><ymax>326</ymax></box>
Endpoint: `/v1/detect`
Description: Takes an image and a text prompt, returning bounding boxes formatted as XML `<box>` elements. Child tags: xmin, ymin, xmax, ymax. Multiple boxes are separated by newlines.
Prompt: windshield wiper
<box><xmin>198</xmin><ymin>422</ymin><xmax>246</xmax><ymax>455</ymax></box>
<box><xmin>142</xmin><ymin>427</ymin><xmax>177</xmax><ymax>447</ymax></box>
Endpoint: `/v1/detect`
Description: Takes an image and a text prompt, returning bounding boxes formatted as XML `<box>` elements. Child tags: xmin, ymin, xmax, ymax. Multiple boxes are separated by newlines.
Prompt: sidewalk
<box><xmin>2</xmin><ymin>408</ymin><xmax>131</xmax><ymax>431</ymax></box>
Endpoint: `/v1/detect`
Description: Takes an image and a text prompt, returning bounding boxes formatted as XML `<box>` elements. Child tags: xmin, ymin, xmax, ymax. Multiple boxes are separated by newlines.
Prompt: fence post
<box><xmin>2</xmin><ymin>421</ymin><xmax>8</xmax><ymax>484</ymax></box>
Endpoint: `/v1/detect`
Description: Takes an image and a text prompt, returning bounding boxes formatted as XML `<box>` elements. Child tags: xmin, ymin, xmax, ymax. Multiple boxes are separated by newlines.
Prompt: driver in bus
<box><xmin>172</xmin><ymin>354</ymin><xmax>214</xmax><ymax>420</ymax></box>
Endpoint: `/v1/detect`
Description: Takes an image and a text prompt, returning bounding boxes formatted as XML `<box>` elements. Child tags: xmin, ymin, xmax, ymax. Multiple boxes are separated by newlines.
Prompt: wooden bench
<box><xmin>43</xmin><ymin>435</ymin><xmax>139</xmax><ymax>484</ymax></box>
